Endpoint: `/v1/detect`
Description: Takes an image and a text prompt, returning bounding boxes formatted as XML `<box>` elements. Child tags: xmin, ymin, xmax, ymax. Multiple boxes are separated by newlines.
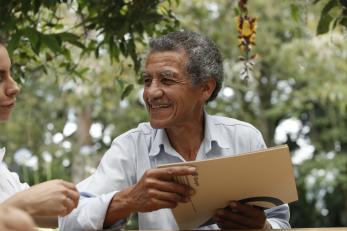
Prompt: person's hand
<box><xmin>4</xmin><ymin>179</ymin><xmax>79</xmax><ymax>217</ymax></box>
<box><xmin>214</xmin><ymin>201</ymin><xmax>269</xmax><ymax>229</ymax></box>
<box><xmin>0</xmin><ymin>205</ymin><xmax>36</xmax><ymax>231</ymax></box>
<box><xmin>118</xmin><ymin>166</ymin><xmax>197</xmax><ymax>213</ymax></box>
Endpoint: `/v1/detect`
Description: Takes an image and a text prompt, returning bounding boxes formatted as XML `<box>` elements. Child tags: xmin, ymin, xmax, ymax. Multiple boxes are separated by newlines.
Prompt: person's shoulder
<box><xmin>112</xmin><ymin>121</ymin><xmax>153</xmax><ymax>143</ymax></box>
<box><xmin>209</xmin><ymin>114</ymin><xmax>260</xmax><ymax>133</ymax></box>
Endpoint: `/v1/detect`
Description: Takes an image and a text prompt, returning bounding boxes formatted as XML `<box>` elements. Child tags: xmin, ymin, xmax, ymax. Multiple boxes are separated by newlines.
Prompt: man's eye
<box><xmin>161</xmin><ymin>78</ymin><xmax>175</xmax><ymax>85</ymax></box>
<box><xmin>144</xmin><ymin>78</ymin><xmax>151</xmax><ymax>86</ymax></box>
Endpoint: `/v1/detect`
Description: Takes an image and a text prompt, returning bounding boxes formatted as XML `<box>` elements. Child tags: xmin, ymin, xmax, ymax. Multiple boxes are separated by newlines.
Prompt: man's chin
<box><xmin>149</xmin><ymin>120</ymin><xmax>167</xmax><ymax>129</ymax></box>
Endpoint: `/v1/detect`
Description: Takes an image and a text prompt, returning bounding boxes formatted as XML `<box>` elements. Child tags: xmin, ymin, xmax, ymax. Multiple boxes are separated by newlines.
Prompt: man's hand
<box><xmin>0</xmin><ymin>205</ymin><xmax>36</xmax><ymax>231</ymax></box>
<box><xmin>125</xmin><ymin>166</ymin><xmax>196</xmax><ymax>212</ymax></box>
<box><xmin>4</xmin><ymin>179</ymin><xmax>79</xmax><ymax>217</ymax></box>
<box><xmin>104</xmin><ymin>166</ymin><xmax>197</xmax><ymax>227</ymax></box>
<box><xmin>214</xmin><ymin>201</ymin><xmax>269</xmax><ymax>229</ymax></box>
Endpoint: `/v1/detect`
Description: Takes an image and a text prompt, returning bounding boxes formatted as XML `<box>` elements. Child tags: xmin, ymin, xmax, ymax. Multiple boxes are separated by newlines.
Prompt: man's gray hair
<box><xmin>149</xmin><ymin>31</ymin><xmax>224</xmax><ymax>102</ymax></box>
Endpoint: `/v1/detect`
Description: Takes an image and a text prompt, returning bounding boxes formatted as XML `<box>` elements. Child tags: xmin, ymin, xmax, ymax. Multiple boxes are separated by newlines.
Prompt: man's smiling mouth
<box><xmin>151</xmin><ymin>104</ymin><xmax>170</xmax><ymax>109</ymax></box>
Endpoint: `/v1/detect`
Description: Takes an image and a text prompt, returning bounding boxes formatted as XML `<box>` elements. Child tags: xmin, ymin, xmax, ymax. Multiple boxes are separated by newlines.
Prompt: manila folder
<box><xmin>158</xmin><ymin>145</ymin><xmax>298</xmax><ymax>229</ymax></box>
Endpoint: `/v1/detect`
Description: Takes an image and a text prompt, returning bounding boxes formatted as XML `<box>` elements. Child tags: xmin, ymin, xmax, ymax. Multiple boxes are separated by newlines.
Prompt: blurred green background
<box><xmin>0</xmin><ymin>0</ymin><xmax>347</xmax><ymax>228</ymax></box>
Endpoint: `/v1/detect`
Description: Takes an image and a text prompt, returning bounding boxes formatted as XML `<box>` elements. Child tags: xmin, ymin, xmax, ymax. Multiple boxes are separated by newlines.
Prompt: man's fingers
<box><xmin>143</xmin><ymin>198</ymin><xmax>178</xmax><ymax>212</ymax></box>
<box><xmin>148</xmin><ymin>188</ymin><xmax>189</xmax><ymax>203</ymax></box>
<box><xmin>214</xmin><ymin>216</ymin><xmax>248</xmax><ymax>229</ymax></box>
<box><xmin>144</xmin><ymin>178</ymin><xmax>193</xmax><ymax>197</ymax></box>
<box><xmin>222</xmin><ymin>201</ymin><xmax>267</xmax><ymax>228</ymax></box>
<box><xmin>215</xmin><ymin>208</ymin><xmax>255</xmax><ymax>227</ymax></box>
<box><xmin>228</xmin><ymin>201</ymin><xmax>264</xmax><ymax>218</ymax></box>
<box><xmin>147</xmin><ymin>166</ymin><xmax>197</xmax><ymax>180</ymax></box>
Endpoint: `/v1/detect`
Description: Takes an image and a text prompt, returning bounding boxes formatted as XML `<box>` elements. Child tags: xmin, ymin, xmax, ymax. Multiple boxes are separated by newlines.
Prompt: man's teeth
<box><xmin>151</xmin><ymin>104</ymin><xmax>169</xmax><ymax>109</ymax></box>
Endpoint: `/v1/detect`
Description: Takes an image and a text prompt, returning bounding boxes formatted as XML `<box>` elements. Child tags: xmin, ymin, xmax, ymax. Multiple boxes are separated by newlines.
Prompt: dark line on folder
<box><xmin>183</xmin><ymin>175</ymin><xmax>197</xmax><ymax>213</ymax></box>
<box><xmin>238</xmin><ymin>196</ymin><xmax>284</xmax><ymax>209</ymax></box>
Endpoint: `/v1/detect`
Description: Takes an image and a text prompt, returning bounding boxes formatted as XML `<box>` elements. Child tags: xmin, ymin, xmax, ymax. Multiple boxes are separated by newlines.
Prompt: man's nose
<box><xmin>146</xmin><ymin>82</ymin><xmax>163</xmax><ymax>100</ymax></box>
<box><xmin>5</xmin><ymin>76</ymin><xmax>20</xmax><ymax>97</ymax></box>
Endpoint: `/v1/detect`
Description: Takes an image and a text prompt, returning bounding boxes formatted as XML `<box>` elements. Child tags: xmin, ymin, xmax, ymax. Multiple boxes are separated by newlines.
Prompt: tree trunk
<box><xmin>71</xmin><ymin>104</ymin><xmax>93</xmax><ymax>183</ymax></box>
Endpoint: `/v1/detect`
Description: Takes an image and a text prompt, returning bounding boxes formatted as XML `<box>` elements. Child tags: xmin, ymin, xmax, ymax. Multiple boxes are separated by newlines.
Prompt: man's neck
<box><xmin>165</xmin><ymin>116</ymin><xmax>205</xmax><ymax>161</ymax></box>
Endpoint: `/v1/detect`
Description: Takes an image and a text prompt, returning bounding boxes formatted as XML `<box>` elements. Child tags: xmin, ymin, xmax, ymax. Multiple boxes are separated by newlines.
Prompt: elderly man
<box><xmin>60</xmin><ymin>31</ymin><xmax>290</xmax><ymax>230</ymax></box>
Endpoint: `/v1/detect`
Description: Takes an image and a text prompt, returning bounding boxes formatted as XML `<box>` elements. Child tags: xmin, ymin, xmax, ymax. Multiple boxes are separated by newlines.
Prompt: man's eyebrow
<box><xmin>160</xmin><ymin>70</ymin><xmax>176</xmax><ymax>78</ymax></box>
<box><xmin>141</xmin><ymin>72</ymin><xmax>151</xmax><ymax>77</ymax></box>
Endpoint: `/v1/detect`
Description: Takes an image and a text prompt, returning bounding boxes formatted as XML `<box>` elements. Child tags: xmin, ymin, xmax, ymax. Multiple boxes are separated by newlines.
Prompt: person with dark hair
<box><xmin>0</xmin><ymin>40</ymin><xmax>80</xmax><ymax>228</ymax></box>
<box><xmin>61</xmin><ymin>31</ymin><xmax>290</xmax><ymax>230</ymax></box>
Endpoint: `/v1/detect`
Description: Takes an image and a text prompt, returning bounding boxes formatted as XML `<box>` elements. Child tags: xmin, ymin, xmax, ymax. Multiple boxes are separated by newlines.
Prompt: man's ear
<box><xmin>201</xmin><ymin>78</ymin><xmax>216</xmax><ymax>102</ymax></box>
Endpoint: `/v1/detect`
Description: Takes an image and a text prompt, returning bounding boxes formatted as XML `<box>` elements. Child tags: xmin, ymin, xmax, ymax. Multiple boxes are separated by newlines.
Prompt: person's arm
<box><xmin>0</xmin><ymin>205</ymin><xmax>36</xmax><ymax>231</ymax></box>
<box><xmin>103</xmin><ymin>166</ymin><xmax>196</xmax><ymax>228</ymax></box>
<box><xmin>3</xmin><ymin>179</ymin><xmax>79</xmax><ymax>220</ymax></box>
<box><xmin>32</xmin><ymin>216</ymin><xmax>58</xmax><ymax>228</ymax></box>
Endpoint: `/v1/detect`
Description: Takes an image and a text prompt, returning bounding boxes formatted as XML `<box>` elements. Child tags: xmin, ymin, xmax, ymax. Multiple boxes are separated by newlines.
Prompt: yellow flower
<box><xmin>249</xmin><ymin>33</ymin><xmax>256</xmax><ymax>45</ymax></box>
<box><xmin>236</xmin><ymin>16</ymin><xmax>243</xmax><ymax>33</ymax></box>
<box><xmin>236</xmin><ymin>15</ymin><xmax>257</xmax><ymax>51</ymax></box>
<box><xmin>241</xmin><ymin>19</ymin><xmax>253</xmax><ymax>37</ymax></box>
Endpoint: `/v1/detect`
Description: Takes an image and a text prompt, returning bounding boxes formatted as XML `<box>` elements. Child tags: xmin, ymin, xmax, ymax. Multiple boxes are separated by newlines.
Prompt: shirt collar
<box><xmin>148</xmin><ymin>112</ymin><xmax>232</xmax><ymax>157</ymax></box>
<box><xmin>148</xmin><ymin>128</ymin><xmax>169</xmax><ymax>157</ymax></box>
<box><xmin>0</xmin><ymin>147</ymin><xmax>6</xmax><ymax>162</ymax></box>
<box><xmin>204</xmin><ymin>112</ymin><xmax>232</xmax><ymax>149</ymax></box>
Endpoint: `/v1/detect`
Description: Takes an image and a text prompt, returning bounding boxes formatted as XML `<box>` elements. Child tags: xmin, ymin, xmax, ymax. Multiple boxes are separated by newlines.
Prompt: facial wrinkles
<box><xmin>144</xmin><ymin>51</ymin><xmax>191</xmax><ymax>108</ymax></box>
<box><xmin>146</xmin><ymin>80</ymin><xmax>169</xmax><ymax>107</ymax></box>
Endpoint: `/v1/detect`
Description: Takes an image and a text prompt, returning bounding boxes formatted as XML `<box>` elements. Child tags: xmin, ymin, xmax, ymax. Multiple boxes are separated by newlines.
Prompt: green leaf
<box><xmin>290</xmin><ymin>4</ymin><xmax>300</xmax><ymax>22</ymax></box>
<box><xmin>7</xmin><ymin>31</ymin><xmax>22</xmax><ymax>55</ymax></box>
<box><xmin>22</xmin><ymin>28</ymin><xmax>39</xmax><ymax>48</ymax></box>
<box><xmin>317</xmin><ymin>13</ymin><xmax>334</xmax><ymax>35</ymax></box>
<box><xmin>116</xmin><ymin>78</ymin><xmax>125</xmax><ymax>89</ymax></box>
<box><xmin>41</xmin><ymin>34</ymin><xmax>62</xmax><ymax>53</ymax></box>
<box><xmin>121</xmin><ymin>84</ymin><xmax>134</xmax><ymax>100</ymax></box>
<box><xmin>317</xmin><ymin>0</ymin><xmax>338</xmax><ymax>35</ymax></box>
<box><xmin>58</xmin><ymin>32</ymin><xmax>85</xmax><ymax>49</ymax></box>
<box><xmin>341</xmin><ymin>17</ymin><xmax>347</xmax><ymax>27</ymax></box>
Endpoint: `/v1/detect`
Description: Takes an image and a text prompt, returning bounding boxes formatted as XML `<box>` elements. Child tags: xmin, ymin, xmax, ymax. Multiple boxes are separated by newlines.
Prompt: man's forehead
<box><xmin>145</xmin><ymin>51</ymin><xmax>187</xmax><ymax>73</ymax></box>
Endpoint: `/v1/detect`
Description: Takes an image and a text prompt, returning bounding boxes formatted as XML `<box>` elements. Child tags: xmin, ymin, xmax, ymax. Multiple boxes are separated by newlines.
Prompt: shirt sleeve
<box><xmin>59</xmin><ymin>191</ymin><xmax>117</xmax><ymax>230</ymax></box>
<box><xmin>265</xmin><ymin>204</ymin><xmax>291</xmax><ymax>229</ymax></box>
<box><xmin>59</xmin><ymin>136</ymin><xmax>137</xmax><ymax>230</ymax></box>
<box><xmin>0</xmin><ymin>163</ymin><xmax>30</xmax><ymax>202</ymax></box>
<box><xmin>7</xmin><ymin>168</ymin><xmax>30</xmax><ymax>191</ymax></box>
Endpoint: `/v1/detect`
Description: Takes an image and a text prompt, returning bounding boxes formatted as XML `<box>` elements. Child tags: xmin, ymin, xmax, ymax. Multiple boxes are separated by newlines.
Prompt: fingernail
<box><xmin>188</xmin><ymin>166</ymin><xmax>197</xmax><ymax>172</ymax></box>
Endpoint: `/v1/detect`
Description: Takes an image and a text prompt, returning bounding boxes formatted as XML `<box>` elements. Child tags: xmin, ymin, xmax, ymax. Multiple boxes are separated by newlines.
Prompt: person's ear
<box><xmin>201</xmin><ymin>78</ymin><xmax>216</xmax><ymax>102</ymax></box>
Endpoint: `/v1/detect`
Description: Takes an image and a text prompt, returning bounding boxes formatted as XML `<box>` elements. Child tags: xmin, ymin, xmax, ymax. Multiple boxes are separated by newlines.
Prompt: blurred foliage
<box><xmin>0</xmin><ymin>0</ymin><xmax>347</xmax><ymax>229</ymax></box>
<box><xmin>313</xmin><ymin>0</ymin><xmax>347</xmax><ymax>35</ymax></box>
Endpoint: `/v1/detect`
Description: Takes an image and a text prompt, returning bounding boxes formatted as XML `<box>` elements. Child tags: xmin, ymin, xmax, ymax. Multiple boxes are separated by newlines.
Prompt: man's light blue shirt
<box><xmin>59</xmin><ymin>114</ymin><xmax>290</xmax><ymax>230</ymax></box>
